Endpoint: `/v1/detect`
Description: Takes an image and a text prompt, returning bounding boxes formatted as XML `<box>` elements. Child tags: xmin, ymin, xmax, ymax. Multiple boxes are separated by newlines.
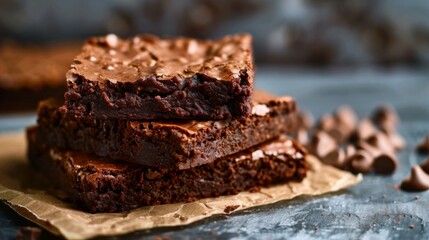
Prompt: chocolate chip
<box><xmin>344</xmin><ymin>144</ymin><xmax>356</xmax><ymax>158</ymax></box>
<box><xmin>352</xmin><ymin>118</ymin><xmax>378</xmax><ymax>141</ymax></box>
<box><xmin>419</xmin><ymin>157</ymin><xmax>429</xmax><ymax>174</ymax></box>
<box><xmin>357</xmin><ymin>140</ymin><xmax>398</xmax><ymax>175</ymax></box>
<box><xmin>385</xmin><ymin>131</ymin><xmax>406</xmax><ymax>151</ymax></box>
<box><xmin>343</xmin><ymin>144</ymin><xmax>356</xmax><ymax>167</ymax></box>
<box><xmin>16</xmin><ymin>226</ymin><xmax>42</xmax><ymax>240</ymax></box>
<box><xmin>348</xmin><ymin>150</ymin><xmax>374</xmax><ymax>174</ymax></box>
<box><xmin>400</xmin><ymin>166</ymin><xmax>429</xmax><ymax>191</ymax></box>
<box><xmin>334</xmin><ymin>105</ymin><xmax>357</xmax><ymax>131</ymax></box>
<box><xmin>316</xmin><ymin>114</ymin><xmax>336</xmax><ymax>131</ymax></box>
<box><xmin>372</xmin><ymin>104</ymin><xmax>399</xmax><ymax>129</ymax></box>
<box><xmin>373</xmin><ymin>153</ymin><xmax>398</xmax><ymax>175</ymax></box>
<box><xmin>366</xmin><ymin>132</ymin><xmax>395</xmax><ymax>154</ymax></box>
<box><xmin>296</xmin><ymin>128</ymin><xmax>309</xmax><ymax>146</ymax></box>
<box><xmin>379</xmin><ymin>121</ymin><xmax>396</xmax><ymax>134</ymax></box>
<box><xmin>297</xmin><ymin>111</ymin><xmax>314</xmax><ymax>129</ymax></box>
<box><xmin>417</xmin><ymin>134</ymin><xmax>429</xmax><ymax>153</ymax></box>
<box><xmin>321</xmin><ymin>148</ymin><xmax>346</xmax><ymax>168</ymax></box>
<box><xmin>326</xmin><ymin>124</ymin><xmax>352</xmax><ymax>143</ymax></box>
<box><xmin>356</xmin><ymin>141</ymin><xmax>382</xmax><ymax>157</ymax></box>
<box><xmin>308</xmin><ymin>131</ymin><xmax>338</xmax><ymax>158</ymax></box>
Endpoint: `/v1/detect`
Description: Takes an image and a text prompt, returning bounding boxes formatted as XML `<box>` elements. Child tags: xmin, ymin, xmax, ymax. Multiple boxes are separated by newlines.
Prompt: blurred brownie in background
<box><xmin>0</xmin><ymin>42</ymin><xmax>80</xmax><ymax>112</ymax></box>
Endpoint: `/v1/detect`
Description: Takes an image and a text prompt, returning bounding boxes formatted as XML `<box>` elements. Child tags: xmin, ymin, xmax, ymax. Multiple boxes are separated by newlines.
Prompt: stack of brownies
<box><xmin>27</xmin><ymin>34</ymin><xmax>308</xmax><ymax>213</ymax></box>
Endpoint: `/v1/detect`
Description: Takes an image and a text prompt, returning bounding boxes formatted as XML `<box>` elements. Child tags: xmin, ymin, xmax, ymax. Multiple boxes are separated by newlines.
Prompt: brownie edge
<box><xmin>63</xmin><ymin>34</ymin><xmax>254</xmax><ymax>120</ymax></box>
<box><xmin>27</xmin><ymin>127</ymin><xmax>307</xmax><ymax>213</ymax></box>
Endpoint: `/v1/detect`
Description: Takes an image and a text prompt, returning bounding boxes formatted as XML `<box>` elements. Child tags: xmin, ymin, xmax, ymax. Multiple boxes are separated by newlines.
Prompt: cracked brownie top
<box><xmin>67</xmin><ymin>33</ymin><xmax>253</xmax><ymax>84</ymax></box>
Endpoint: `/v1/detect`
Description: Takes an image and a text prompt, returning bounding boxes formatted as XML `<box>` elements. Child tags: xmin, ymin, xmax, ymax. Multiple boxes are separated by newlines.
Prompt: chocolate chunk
<box><xmin>417</xmin><ymin>134</ymin><xmax>429</xmax><ymax>153</ymax></box>
<box><xmin>16</xmin><ymin>226</ymin><xmax>42</xmax><ymax>240</ymax></box>
<box><xmin>308</xmin><ymin>131</ymin><xmax>338</xmax><ymax>158</ymax></box>
<box><xmin>321</xmin><ymin>148</ymin><xmax>346</xmax><ymax>168</ymax></box>
<box><xmin>373</xmin><ymin>153</ymin><xmax>398</xmax><ymax>175</ymax></box>
<box><xmin>297</xmin><ymin>111</ymin><xmax>314</xmax><ymax>129</ymax></box>
<box><xmin>348</xmin><ymin>150</ymin><xmax>374</xmax><ymax>174</ymax></box>
<box><xmin>400</xmin><ymin>166</ymin><xmax>429</xmax><ymax>191</ymax></box>
<box><xmin>352</xmin><ymin>118</ymin><xmax>378</xmax><ymax>141</ymax></box>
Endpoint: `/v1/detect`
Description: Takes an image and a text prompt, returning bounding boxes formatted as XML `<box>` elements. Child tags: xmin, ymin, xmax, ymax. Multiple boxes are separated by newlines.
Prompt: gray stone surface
<box><xmin>1</xmin><ymin>68</ymin><xmax>428</xmax><ymax>240</ymax></box>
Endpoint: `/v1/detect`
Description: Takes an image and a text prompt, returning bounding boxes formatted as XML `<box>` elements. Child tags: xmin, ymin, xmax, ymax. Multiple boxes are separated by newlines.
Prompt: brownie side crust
<box><xmin>62</xmin><ymin>34</ymin><xmax>254</xmax><ymax>120</ymax></box>
<box><xmin>37</xmin><ymin>91</ymin><xmax>297</xmax><ymax>169</ymax></box>
<box><xmin>27</xmin><ymin>127</ymin><xmax>307</xmax><ymax>213</ymax></box>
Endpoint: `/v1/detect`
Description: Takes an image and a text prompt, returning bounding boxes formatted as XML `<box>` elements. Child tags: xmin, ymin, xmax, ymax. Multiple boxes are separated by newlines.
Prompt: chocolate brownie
<box><xmin>63</xmin><ymin>34</ymin><xmax>254</xmax><ymax>120</ymax></box>
<box><xmin>0</xmin><ymin>42</ymin><xmax>80</xmax><ymax>112</ymax></box>
<box><xmin>37</xmin><ymin>91</ymin><xmax>297</xmax><ymax>169</ymax></box>
<box><xmin>27</xmin><ymin>127</ymin><xmax>307</xmax><ymax>213</ymax></box>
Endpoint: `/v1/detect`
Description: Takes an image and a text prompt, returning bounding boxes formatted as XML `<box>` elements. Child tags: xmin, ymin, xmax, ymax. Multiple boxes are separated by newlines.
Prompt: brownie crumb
<box><xmin>16</xmin><ymin>226</ymin><xmax>42</xmax><ymax>240</ymax></box>
<box><xmin>409</xmin><ymin>224</ymin><xmax>415</xmax><ymax>229</ymax></box>
<box><xmin>224</xmin><ymin>205</ymin><xmax>240</xmax><ymax>214</ymax></box>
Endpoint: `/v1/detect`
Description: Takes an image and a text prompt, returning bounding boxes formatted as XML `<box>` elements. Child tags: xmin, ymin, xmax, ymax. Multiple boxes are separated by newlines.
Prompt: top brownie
<box><xmin>63</xmin><ymin>34</ymin><xmax>254</xmax><ymax>120</ymax></box>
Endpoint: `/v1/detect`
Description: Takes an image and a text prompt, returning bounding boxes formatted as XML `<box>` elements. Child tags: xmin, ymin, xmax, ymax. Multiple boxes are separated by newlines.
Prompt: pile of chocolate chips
<box><xmin>295</xmin><ymin>105</ymin><xmax>405</xmax><ymax>175</ymax></box>
<box><xmin>400</xmin><ymin>134</ymin><xmax>429</xmax><ymax>191</ymax></box>
<box><xmin>295</xmin><ymin>106</ymin><xmax>429</xmax><ymax>192</ymax></box>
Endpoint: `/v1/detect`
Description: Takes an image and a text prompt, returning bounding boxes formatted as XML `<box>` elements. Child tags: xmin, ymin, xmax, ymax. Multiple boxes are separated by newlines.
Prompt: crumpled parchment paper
<box><xmin>0</xmin><ymin>132</ymin><xmax>361</xmax><ymax>239</ymax></box>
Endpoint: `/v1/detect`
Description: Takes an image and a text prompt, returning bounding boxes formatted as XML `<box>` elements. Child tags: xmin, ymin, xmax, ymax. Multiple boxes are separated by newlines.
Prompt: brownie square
<box><xmin>27</xmin><ymin>127</ymin><xmax>307</xmax><ymax>213</ymax></box>
<box><xmin>37</xmin><ymin>90</ymin><xmax>297</xmax><ymax>169</ymax></box>
<box><xmin>63</xmin><ymin>34</ymin><xmax>254</xmax><ymax>120</ymax></box>
<box><xmin>0</xmin><ymin>43</ymin><xmax>79</xmax><ymax>112</ymax></box>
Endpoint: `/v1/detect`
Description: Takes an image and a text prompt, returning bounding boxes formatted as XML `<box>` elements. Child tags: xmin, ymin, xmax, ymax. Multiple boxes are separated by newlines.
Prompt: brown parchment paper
<box><xmin>0</xmin><ymin>131</ymin><xmax>362</xmax><ymax>240</ymax></box>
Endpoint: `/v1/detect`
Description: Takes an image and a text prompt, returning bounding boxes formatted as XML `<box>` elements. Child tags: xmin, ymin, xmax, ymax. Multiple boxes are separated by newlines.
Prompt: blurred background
<box><xmin>1</xmin><ymin>0</ymin><xmax>429</xmax><ymax>112</ymax></box>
